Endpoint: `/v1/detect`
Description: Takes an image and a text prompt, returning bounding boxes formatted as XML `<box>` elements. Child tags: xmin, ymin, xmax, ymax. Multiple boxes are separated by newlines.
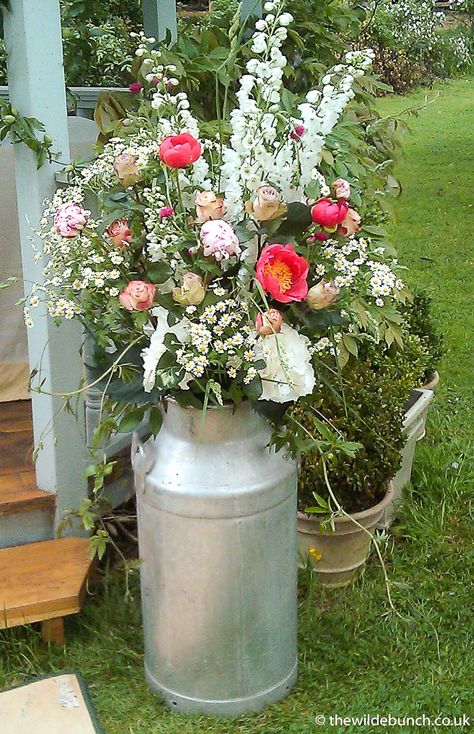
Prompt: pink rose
<box><xmin>119</xmin><ymin>281</ymin><xmax>156</xmax><ymax>311</ymax></box>
<box><xmin>245</xmin><ymin>184</ymin><xmax>287</xmax><ymax>222</ymax></box>
<box><xmin>200</xmin><ymin>220</ymin><xmax>241</xmax><ymax>261</ymax></box>
<box><xmin>331</xmin><ymin>178</ymin><xmax>351</xmax><ymax>201</ymax></box>
<box><xmin>256</xmin><ymin>308</ymin><xmax>283</xmax><ymax>336</ymax></box>
<box><xmin>195</xmin><ymin>191</ymin><xmax>225</xmax><ymax>223</ymax></box>
<box><xmin>306</xmin><ymin>280</ymin><xmax>340</xmax><ymax>310</ymax></box>
<box><xmin>107</xmin><ymin>219</ymin><xmax>132</xmax><ymax>249</ymax></box>
<box><xmin>337</xmin><ymin>208</ymin><xmax>361</xmax><ymax>237</ymax></box>
<box><xmin>54</xmin><ymin>202</ymin><xmax>90</xmax><ymax>238</ymax></box>
<box><xmin>159</xmin><ymin>205</ymin><xmax>174</xmax><ymax>219</ymax></box>
<box><xmin>113</xmin><ymin>153</ymin><xmax>141</xmax><ymax>187</ymax></box>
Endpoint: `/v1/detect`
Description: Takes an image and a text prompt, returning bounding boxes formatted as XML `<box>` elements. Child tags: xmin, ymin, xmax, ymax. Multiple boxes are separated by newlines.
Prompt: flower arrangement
<box><xmin>27</xmin><ymin>0</ymin><xmax>410</xmax><ymax>424</ymax></box>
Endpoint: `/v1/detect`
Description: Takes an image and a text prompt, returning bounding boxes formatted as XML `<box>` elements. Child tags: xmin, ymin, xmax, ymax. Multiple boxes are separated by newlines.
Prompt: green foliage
<box><xmin>361</xmin><ymin>0</ymin><xmax>473</xmax><ymax>93</ymax></box>
<box><xmin>294</xmin><ymin>334</ymin><xmax>429</xmax><ymax>515</ymax></box>
<box><xmin>0</xmin><ymin>98</ymin><xmax>54</xmax><ymax>167</ymax></box>
<box><xmin>401</xmin><ymin>289</ymin><xmax>445</xmax><ymax>380</ymax></box>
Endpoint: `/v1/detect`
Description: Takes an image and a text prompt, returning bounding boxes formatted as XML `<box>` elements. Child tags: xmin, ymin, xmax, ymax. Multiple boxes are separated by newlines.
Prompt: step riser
<box><xmin>0</xmin><ymin>508</ymin><xmax>54</xmax><ymax>549</ymax></box>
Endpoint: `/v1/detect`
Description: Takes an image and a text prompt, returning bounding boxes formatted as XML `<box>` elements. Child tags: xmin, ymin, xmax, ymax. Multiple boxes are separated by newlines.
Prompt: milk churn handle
<box><xmin>132</xmin><ymin>432</ymin><xmax>151</xmax><ymax>495</ymax></box>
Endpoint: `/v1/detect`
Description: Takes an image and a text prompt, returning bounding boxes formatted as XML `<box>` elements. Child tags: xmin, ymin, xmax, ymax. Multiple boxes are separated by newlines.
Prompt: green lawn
<box><xmin>1</xmin><ymin>79</ymin><xmax>473</xmax><ymax>734</ymax></box>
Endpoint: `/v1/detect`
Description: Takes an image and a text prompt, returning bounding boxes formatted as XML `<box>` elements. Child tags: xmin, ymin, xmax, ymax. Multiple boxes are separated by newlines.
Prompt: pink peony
<box><xmin>54</xmin><ymin>202</ymin><xmax>90</xmax><ymax>238</ymax></box>
<box><xmin>107</xmin><ymin>219</ymin><xmax>132</xmax><ymax>249</ymax></box>
<box><xmin>331</xmin><ymin>178</ymin><xmax>351</xmax><ymax>201</ymax></box>
<box><xmin>256</xmin><ymin>308</ymin><xmax>283</xmax><ymax>336</ymax></box>
<box><xmin>195</xmin><ymin>191</ymin><xmax>225</xmax><ymax>222</ymax></box>
<box><xmin>256</xmin><ymin>244</ymin><xmax>309</xmax><ymax>304</ymax></box>
<box><xmin>200</xmin><ymin>220</ymin><xmax>241</xmax><ymax>261</ymax></box>
<box><xmin>119</xmin><ymin>281</ymin><xmax>156</xmax><ymax>311</ymax></box>
<box><xmin>337</xmin><ymin>208</ymin><xmax>361</xmax><ymax>237</ymax></box>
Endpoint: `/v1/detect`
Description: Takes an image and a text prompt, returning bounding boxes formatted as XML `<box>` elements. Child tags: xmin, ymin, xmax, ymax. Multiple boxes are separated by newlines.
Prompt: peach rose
<box><xmin>107</xmin><ymin>219</ymin><xmax>132</xmax><ymax>248</ymax></box>
<box><xmin>119</xmin><ymin>281</ymin><xmax>156</xmax><ymax>311</ymax></box>
<box><xmin>113</xmin><ymin>153</ymin><xmax>141</xmax><ymax>187</ymax></box>
<box><xmin>331</xmin><ymin>178</ymin><xmax>351</xmax><ymax>201</ymax></box>
<box><xmin>245</xmin><ymin>184</ymin><xmax>287</xmax><ymax>222</ymax></box>
<box><xmin>255</xmin><ymin>308</ymin><xmax>283</xmax><ymax>336</ymax></box>
<box><xmin>337</xmin><ymin>208</ymin><xmax>361</xmax><ymax>237</ymax></box>
<box><xmin>195</xmin><ymin>191</ymin><xmax>225</xmax><ymax>223</ymax></box>
<box><xmin>306</xmin><ymin>280</ymin><xmax>340</xmax><ymax>310</ymax></box>
<box><xmin>172</xmin><ymin>273</ymin><xmax>206</xmax><ymax>306</ymax></box>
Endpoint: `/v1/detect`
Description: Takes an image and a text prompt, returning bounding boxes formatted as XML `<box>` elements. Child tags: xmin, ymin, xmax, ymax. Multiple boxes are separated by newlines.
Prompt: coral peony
<box><xmin>310</xmin><ymin>197</ymin><xmax>349</xmax><ymax>228</ymax></box>
<box><xmin>159</xmin><ymin>133</ymin><xmax>202</xmax><ymax>168</ymax></box>
<box><xmin>119</xmin><ymin>281</ymin><xmax>156</xmax><ymax>311</ymax></box>
<box><xmin>256</xmin><ymin>244</ymin><xmax>308</xmax><ymax>303</ymax></box>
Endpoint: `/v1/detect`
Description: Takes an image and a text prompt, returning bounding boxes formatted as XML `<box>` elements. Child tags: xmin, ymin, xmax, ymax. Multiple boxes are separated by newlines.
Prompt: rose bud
<box><xmin>113</xmin><ymin>153</ymin><xmax>141</xmax><ymax>187</ymax></box>
<box><xmin>195</xmin><ymin>190</ymin><xmax>225</xmax><ymax>223</ymax></box>
<box><xmin>119</xmin><ymin>281</ymin><xmax>156</xmax><ymax>311</ymax></box>
<box><xmin>54</xmin><ymin>202</ymin><xmax>90</xmax><ymax>238</ymax></box>
<box><xmin>200</xmin><ymin>220</ymin><xmax>241</xmax><ymax>261</ymax></box>
<box><xmin>311</xmin><ymin>197</ymin><xmax>349</xmax><ymax>228</ymax></box>
<box><xmin>331</xmin><ymin>178</ymin><xmax>351</xmax><ymax>200</ymax></box>
<box><xmin>290</xmin><ymin>124</ymin><xmax>305</xmax><ymax>141</ymax></box>
<box><xmin>129</xmin><ymin>81</ymin><xmax>143</xmax><ymax>94</ymax></box>
<box><xmin>306</xmin><ymin>279</ymin><xmax>340</xmax><ymax>310</ymax></box>
<box><xmin>245</xmin><ymin>184</ymin><xmax>287</xmax><ymax>222</ymax></box>
<box><xmin>337</xmin><ymin>208</ymin><xmax>361</xmax><ymax>237</ymax></box>
<box><xmin>107</xmin><ymin>218</ymin><xmax>132</xmax><ymax>248</ymax></box>
<box><xmin>159</xmin><ymin>133</ymin><xmax>202</xmax><ymax>168</ymax></box>
<box><xmin>172</xmin><ymin>272</ymin><xmax>206</xmax><ymax>306</ymax></box>
<box><xmin>159</xmin><ymin>205</ymin><xmax>174</xmax><ymax>219</ymax></box>
<box><xmin>256</xmin><ymin>308</ymin><xmax>283</xmax><ymax>336</ymax></box>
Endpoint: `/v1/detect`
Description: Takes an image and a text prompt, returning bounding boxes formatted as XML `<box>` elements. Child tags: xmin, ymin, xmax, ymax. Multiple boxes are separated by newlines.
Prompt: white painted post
<box><xmin>142</xmin><ymin>0</ymin><xmax>178</xmax><ymax>43</ymax></box>
<box><xmin>3</xmin><ymin>0</ymin><xmax>88</xmax><ymax>531</ymax></box>
<box><xmin>241</xmin><ymin>0</ymin><xmax>262</xmax><ymax>19</ymax></box>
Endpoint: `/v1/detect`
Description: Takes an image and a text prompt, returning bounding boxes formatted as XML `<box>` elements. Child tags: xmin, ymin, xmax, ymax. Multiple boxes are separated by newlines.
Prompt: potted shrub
<box><xmin>294</xmin><ymin>335</ymin><xmax>428</xmax><ymax>587</ymax></box>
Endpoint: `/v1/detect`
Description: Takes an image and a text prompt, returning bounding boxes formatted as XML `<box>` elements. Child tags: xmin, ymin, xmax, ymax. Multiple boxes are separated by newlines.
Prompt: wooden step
<box><xmin>0</xmin><ymin>537</ymin><xmax>93</xmax><ymax>640</ymax></box>
<box><xmin>0</xmin><ymin>469</ymin><xmax>55</xmax><ymax>516</ymax></box>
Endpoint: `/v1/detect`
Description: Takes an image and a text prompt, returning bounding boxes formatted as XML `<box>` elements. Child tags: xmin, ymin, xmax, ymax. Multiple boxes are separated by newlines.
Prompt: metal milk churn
<box><xmin>132</xmin><ymin>399</ymin><xmax>297</xmax><ymax>716</ymax></box>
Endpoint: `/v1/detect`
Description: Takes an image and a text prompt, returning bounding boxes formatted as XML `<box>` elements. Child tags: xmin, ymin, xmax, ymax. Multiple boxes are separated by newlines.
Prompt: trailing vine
<box><xmin>0</xmin><ymin>98</ymin><xmax>54</xmax><ymax>168</ymax></box>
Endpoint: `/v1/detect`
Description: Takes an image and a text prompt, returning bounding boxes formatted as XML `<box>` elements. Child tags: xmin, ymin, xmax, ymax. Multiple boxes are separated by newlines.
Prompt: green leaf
<box><xmin>117</xmin><ymin>406</ymin><xmax>145</xmax><ymax>433</ymax></box>
<box><xmin>147</xmin><ymin>261</ymin><xmax>173</xmax><ymax>284</ymax></box>
<box><xmin>149</xmin><ymin>406</ymin><xmax>163</xmax><ymax>436</ymax></box>
<box><xmin>243</xmin><ymin>375</ymin><xmax>263</xmax><ymax>401</ymax></box>
<box><xmin>342</xmin><ymin>333</ymin><xmax>358</xmax><ymax>358</ymax></box>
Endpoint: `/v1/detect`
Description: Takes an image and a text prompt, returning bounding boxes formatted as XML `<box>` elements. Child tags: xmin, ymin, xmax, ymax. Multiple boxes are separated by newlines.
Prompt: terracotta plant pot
<box><xmin>297</xmin><ymin>483</ymin><xmax>394</xmax><ymax>588</ymax></box>
<box><xmin>423</xmin><ymin>370</ymin><xmax>440</xmax><ymax>391</ymax></box>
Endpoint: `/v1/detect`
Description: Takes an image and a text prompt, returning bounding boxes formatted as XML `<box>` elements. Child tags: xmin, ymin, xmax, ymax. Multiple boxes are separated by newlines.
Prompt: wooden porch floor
<box><xmin>0</xmin><ymin>400</ymin><xmax>55</xmax><ymax>515</ymax></box>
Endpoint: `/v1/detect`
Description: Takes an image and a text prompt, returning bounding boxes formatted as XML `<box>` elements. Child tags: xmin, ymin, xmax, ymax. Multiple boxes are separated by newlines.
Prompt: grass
<box><xmin>1</xmin><ymin>78</ymin><xmax>474</xmax><ymax>734</ymax></box>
